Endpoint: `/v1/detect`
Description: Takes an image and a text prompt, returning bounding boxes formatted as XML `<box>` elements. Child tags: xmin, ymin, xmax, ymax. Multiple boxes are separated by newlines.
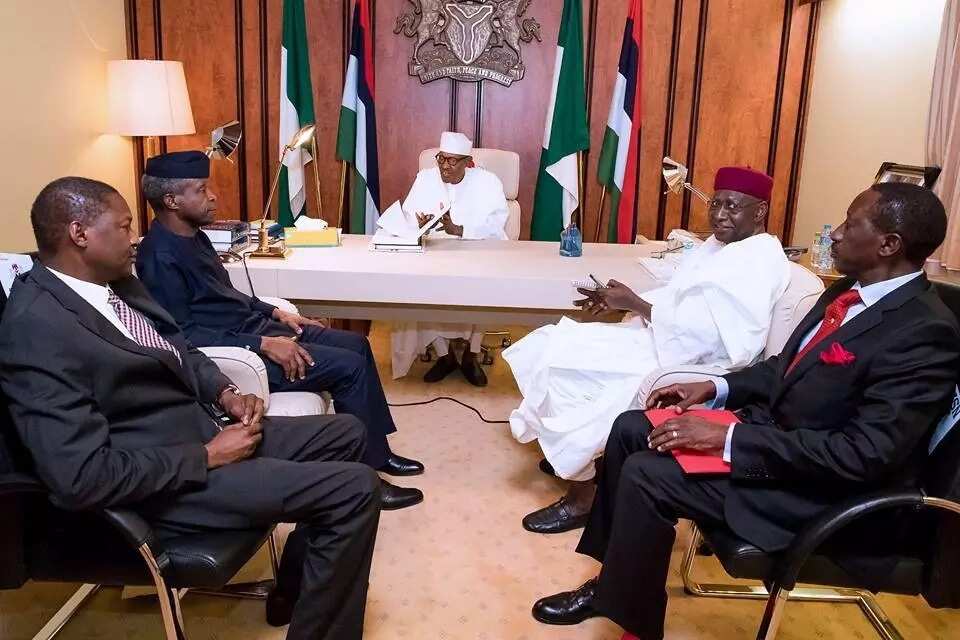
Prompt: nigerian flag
<box><xmin>278</xmin><ymin>0</ymin><xmax>315</xmax><ymax>227</ymax></box>
<box><xmin>530</xmin><ymin>0</ymin><xmax>590</xmax><ymax>241</ymax></box>
<box><xmin>336</xmin><ymin>0</ymin><xmax>380</xmax><ymax>234</ymax></box>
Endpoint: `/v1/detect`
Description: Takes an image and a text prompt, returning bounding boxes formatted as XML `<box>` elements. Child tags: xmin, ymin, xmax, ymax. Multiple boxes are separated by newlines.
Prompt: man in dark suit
<box><xmin>135</xmin><ymin>151</ymin><xmax>423</xmax><ymax>511</ymax></box>
<box><xmin>530</xmin><ymin>182</ymin><xmax>960</xmax><ymax>640</ymax></box>
<box><xmin>0</xmin><ymin>177</ymin><xmax>380</xmax><ymax>640</ymax></box>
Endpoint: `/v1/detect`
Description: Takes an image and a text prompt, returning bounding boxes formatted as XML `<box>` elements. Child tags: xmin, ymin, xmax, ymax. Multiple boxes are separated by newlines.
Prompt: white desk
<box><xmin>225</xmin><ymin>235</ymin><xmax>662</xmax><ymax>325</ymax></box>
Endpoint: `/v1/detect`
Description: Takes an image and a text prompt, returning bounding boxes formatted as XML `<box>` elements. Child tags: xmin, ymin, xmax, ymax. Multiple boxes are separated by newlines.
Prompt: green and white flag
<box><xmin>530</xmin><ymin>0</ymin><xmax>590</xmax><ymax>241</ymax></box>
<box><xmin>278</xmin><ymin>0</ymin><xmax>315</xmax><ymax>227</ymax></box>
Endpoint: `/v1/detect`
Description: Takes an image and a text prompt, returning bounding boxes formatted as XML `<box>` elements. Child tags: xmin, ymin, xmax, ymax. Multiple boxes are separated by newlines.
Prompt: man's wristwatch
<box><xmin>218</xmin><ymin>384</ymin><xmax>241</xmax><ymax>403</ymax></box>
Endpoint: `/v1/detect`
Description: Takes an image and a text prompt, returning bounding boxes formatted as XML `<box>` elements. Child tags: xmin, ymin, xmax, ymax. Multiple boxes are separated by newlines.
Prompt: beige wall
<box><xmin>792</xmin><ymin>0</ymin><xmax>946</xmax><ymax>246</ymax></box>
<box><xmin>0</xmin><ymin>0</ymin><xmax>136</xmax><ymax>253</ymax></box>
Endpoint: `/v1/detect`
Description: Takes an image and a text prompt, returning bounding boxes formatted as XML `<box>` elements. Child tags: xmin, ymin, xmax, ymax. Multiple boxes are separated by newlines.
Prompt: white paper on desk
<box><xmin>293</xmin><ymin>215</ymin><xmax>328</xmax><ymax>230</ymax></box>
<box><xmin>376</xmin><ymin>200</ymin><xmax>446</xmax><ymax>241</ymax></box>
<box><xmin>637</xmin><ymin>254</ymin><xmax>683</xmax><ymax>283</ymax></box>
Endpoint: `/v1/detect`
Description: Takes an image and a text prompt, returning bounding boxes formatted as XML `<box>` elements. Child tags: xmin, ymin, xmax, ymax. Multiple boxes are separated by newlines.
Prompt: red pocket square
<box><xmin>821</xmin><ymin>342</ymin><xmax>856</xmax><ymax>366</ymax></box>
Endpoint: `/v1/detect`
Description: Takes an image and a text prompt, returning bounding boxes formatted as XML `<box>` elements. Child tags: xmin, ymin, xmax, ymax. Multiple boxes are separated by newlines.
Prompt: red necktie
<box><xmin>786</xmin><ymin>289</ymin><xmax>862</xmax><ymax>374</ymax></box>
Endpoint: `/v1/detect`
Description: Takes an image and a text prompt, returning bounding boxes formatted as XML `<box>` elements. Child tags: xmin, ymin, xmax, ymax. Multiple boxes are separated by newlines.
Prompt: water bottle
<box><xmin>818</xmin><ymin>224</ymin><xmax>833</xmax><ymax>271</ymax></box>
<box><xmin>811</xmin><ymin>232</ymin><xmax>822</xmax><ymax>269</ymax></box>
<box><xmin>560</xmin><ymin>222</ymin><xmax>583</xmax><ymax>258</ymax></box>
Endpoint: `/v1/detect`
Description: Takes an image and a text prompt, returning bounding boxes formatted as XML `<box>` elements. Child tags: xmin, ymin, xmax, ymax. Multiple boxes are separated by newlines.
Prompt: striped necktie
<box><xmin>107</xmin><ymin>291</ymin><xmax>182</xmax><ymax>365</ymax></box>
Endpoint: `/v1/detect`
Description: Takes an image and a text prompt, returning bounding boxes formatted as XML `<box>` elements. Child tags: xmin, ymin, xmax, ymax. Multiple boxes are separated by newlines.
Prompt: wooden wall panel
<box><xmin>127</xmin><ymin>0</ymin><xmax>820</xmax><ymax>242</ymax></box>
<box><xmin>158</xmin><ymin>0</ymin><xmax>243</xmax><ymax>219</ymax></box>
<box><xmin>768</xmin><ymin>2</ymin><xmax>812</xmax><ymax>239</ymax></box>
<box><xmin>686</xmin><ymin>0</ymin><xmax>787</xmax><ymax>233</ymax></box>
<box><xmin>664</xmin><ymin>0</ymin><xmax>705</xmax><ymax>235</ymax></box>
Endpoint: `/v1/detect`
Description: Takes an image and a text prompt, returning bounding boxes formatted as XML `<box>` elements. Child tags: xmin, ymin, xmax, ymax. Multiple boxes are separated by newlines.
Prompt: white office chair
<box><xmin>199</xmin><ymin>297</ymin><xmax>332</xmax><ymax>417</ymax></box>
<box><xmin>417</xmin><ymin>147</ymin><xmax>521</xmax><ymax>364</ymax></box>
<box><xmin>636</xmin><ymin>262</ymin><xmax>825</xmax><ymax>404</ymax></box>
<box><xmin>418</xmin><ymin>147</ymin><xmax>522</xmax><ymax>241</ymax></box>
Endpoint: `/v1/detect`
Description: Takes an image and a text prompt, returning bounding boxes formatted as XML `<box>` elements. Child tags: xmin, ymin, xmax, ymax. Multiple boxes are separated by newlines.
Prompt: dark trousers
<box><xmin>263</xmin><ymin>323</ymin><xmax>396</xmax><ymax>468</ymax></box>
<box><xmin>148</xmin><ymin>414</ymin><xmax>381</xmax><ymax>640</ymax></box>
<box><xmin>576</xmin><ymin>410</ymin><xmax>732</xmax><ymax>640</ymax></box>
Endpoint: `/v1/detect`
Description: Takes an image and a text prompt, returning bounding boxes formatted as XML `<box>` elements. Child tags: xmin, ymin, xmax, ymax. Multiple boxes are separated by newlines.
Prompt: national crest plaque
<box><xmin>394</xmin><ymin>0</ymin><xmax>542</xmax><ymax>87</ymax></box>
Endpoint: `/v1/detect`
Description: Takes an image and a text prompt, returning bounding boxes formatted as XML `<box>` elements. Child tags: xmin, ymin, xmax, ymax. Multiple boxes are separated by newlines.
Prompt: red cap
<box><xmin>714</xmin><ymin>166</ymin><xmax>773</xmax><ymax>202</ymax></box>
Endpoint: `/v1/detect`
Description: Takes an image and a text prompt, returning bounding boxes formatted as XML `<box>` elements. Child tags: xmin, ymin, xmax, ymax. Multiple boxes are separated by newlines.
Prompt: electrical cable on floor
<box><xmin>388</xmin><ymin>396</ymin><xmax>510</xmax><ymax>424</ymax></box>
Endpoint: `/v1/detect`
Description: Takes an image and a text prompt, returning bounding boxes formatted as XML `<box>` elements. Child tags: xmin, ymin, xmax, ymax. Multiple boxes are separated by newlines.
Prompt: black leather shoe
<box><xmin>378</xmin><ymin>454</ymin><xmax>425</xmax><ymax>477</ymax></box>
<box><xmin>424</xmin><ymin>353</ymin><xmax>458</xmax><ymax>383</ymax></box>
<box><xmin>522</xmin><ymin>498</ymin><xmax>589</xmax><ymax>534</ymax></box>
<box><xmin>539</xmin><ymin>458</ymin><xmax>557</xmax><ymax>477</ymax></box>
<box><xmin>532</xmin><ymin>577</ymin><xmax>601</xmax><ymax>625</ymax></box>
<box><xmin>265</xmin><ymin>589</ymin><xmax>294</xmax><ymax>627</ymax></box>
<box><xmin>460</xmin><ymin>352</ymin><xmax>488</xmax><ymax>387</ymax></box>
<box><xmin>380</xmin><ymin>479</ymin><xmax>423</xmax><ymax>511</ymax></box>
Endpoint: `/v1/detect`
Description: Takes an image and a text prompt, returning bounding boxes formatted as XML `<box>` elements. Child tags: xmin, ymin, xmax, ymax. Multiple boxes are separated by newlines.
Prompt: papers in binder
<box><xmin>372</xmin><ymin>200</ymin><xmax>446</xmax><ymax>249</ymax></box>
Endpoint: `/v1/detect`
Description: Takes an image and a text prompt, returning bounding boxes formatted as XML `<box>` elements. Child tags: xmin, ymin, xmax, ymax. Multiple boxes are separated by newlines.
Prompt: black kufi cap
<box><xmin>144</xmin><ymin>150</ymin><xmax>210</xmax><ymax>179</ymax></box>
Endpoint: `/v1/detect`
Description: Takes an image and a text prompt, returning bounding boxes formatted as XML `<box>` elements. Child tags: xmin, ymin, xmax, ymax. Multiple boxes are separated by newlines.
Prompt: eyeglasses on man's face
<box><xmin>708</xmin><ymin>197</ymin><xmax>760</xmax><ymax>213</ymax></box>
<box><xmin>435</xmin><ymin>153</ymin><xmax>469</xmax><ymax>167</ymax></box>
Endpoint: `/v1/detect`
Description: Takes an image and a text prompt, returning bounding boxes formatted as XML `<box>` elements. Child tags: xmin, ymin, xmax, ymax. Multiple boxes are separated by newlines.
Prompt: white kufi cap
<box><xmin>439</xmin><ymin>131</ymin><xmax>473</xmax><ymax>156</ymax></box>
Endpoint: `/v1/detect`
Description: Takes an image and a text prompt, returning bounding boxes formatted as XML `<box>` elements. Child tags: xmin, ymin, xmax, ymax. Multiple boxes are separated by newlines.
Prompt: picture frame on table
<box><xmin>873</xmin><ymin>162</ymin><xmax>941</xmax><ymax>189</ymax></box>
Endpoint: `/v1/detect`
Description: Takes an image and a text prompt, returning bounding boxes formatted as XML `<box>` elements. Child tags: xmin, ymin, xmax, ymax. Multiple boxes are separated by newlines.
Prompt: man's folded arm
<box><xmin>182</xmin><ymin>340</ymin><xmax>235</xmax><ymax>403</ymax></box>
<box><xmin>138</xmin><ymin>253</ymin><xmax>263</xmax><ymax>350</ymax></box>
<box><xmin>722</xmin><ymin>355</ymin><xmax>781</xmax><ymax>410</ymax></box>
<box><xmin>1</xmin><ymin>354</ymin><xmax>207</xmax><ymax>511</ymax></box>
<box><xmin>730</xmin><ymin>322</ymin><xmax>959</xmax><ymax>483</ymax></box>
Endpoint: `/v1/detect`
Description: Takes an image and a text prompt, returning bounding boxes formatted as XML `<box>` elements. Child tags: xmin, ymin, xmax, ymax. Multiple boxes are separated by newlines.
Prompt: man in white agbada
<box><xmin>505</xmin><ymin>166</ymin><xmax>791</xmax><ymax>534</ymax></box>
<box><xmin>391</xmin><ymin>132</ymin><xmax>510</xmax><ymax>387</ymax></box>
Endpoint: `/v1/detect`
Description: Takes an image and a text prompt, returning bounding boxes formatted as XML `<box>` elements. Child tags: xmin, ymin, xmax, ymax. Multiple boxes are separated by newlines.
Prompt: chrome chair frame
<box><xmin>30</xmin><ymin>528</ymin><xmax>281</xmax><ymax>640</ymax></box>
<box><xmin>680</xmin><ymin>495</ymin><xmax>960</xmax><ymax>640</ymax></box>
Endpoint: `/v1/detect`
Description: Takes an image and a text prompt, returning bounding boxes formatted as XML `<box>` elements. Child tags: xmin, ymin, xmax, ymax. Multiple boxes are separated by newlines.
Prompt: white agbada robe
<box><xmin>391</xmin><ymin>166</ymin><xmax>510</xmax><ymax>378</ymax></box>
<box><xmin>503</xmin><ymin>233</ymin><xmax>790</xmax><ymax>481</ymax></box>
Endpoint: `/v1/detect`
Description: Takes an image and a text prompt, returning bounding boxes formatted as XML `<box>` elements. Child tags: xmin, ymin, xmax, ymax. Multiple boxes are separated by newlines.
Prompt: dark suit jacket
<box><xmin>136</xmin><ymin>221</ymin><xmax>276</xmax><ymax>351</ymax></box>
<box><xmin>0</xmin><ymin>264</ymin><xmax>232</xmax><ymax>512</ymax></box>
<box><xmin>722</xmin><ymin>274</ymin><xmax>960</xmax><ymax>551</ymax></box>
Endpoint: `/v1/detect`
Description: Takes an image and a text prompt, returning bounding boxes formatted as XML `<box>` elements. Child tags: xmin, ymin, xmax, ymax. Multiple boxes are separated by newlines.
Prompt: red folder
<box><xmin>646</xmin><ymin>408</ymin><xmax>740</xmax><ymax>475</ymax></box>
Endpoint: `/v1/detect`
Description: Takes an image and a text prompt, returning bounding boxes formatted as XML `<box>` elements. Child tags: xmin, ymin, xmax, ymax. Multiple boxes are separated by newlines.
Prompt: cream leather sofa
<box><xmin>636</xmin><ymin>262</ymin><xmax>825</xmax><ymax>404</ymax></box>
<box><xmin>418</xmin><ymin>147</ymin><xmax>522</xmax><ymax>241</ymax></box>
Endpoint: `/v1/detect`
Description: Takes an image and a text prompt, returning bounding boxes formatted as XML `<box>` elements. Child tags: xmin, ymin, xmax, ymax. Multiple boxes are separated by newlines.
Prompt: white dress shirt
<box><xmin>714</xmin><ymin>270</ymin><xmax>924</xmax><ymax>462</ymax></box>
<box><xmin>48</xmin><ymin>267</ymin><xmax>135</xmax><ymax>341</ymax></box>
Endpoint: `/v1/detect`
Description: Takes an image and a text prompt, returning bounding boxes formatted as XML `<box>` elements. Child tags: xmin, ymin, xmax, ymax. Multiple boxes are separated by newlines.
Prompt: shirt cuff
<box><xmin>722</xmin><ymin>424</ymin><xmax>736</xmax><ymax>463</ymax></box>
<box><xmin>708</xmin><ymin>377</ymin><xmax>729</xmax><ymax>409</ymax></box>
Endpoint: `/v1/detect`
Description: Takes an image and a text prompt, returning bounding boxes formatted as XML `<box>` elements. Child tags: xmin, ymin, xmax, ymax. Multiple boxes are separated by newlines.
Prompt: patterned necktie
<box><xmin>107</xmin><ymin>291</ymin><xmax>182</xmax><ymax>365</ymax></box>
<box><xmin>786</xmin><ymin>289</ymin><xmax>862</xmax><ymax>374</ymax></box>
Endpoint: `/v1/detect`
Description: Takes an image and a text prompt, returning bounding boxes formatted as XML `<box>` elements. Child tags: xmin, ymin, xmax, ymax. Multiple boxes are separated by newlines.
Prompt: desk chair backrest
<box><xmin>922</xmin><ymin>281</ymin><xmax>960</xmax><ymax>607</ymax></box>
<box><xmin>763</xmin><ymin>263</ymin><xmax>825</xmax><ymax>359</ymax></box>
<box><xmin>418</xmin><ymin>147</ymin><xmax>522</xmax><ymax>240</ymax></box>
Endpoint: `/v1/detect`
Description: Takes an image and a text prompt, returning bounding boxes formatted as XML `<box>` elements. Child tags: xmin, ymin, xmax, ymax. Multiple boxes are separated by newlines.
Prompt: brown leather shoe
<box><xmin>522</xmin><ymin>497</ymin><xmax>589</xmax><ymax>534</ymax></box>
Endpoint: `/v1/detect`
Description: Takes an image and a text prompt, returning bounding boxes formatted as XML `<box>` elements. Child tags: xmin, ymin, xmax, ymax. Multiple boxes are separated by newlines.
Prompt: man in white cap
<box><xmin>391</xmin><ymin>132</ymin><xmax>510</xmax><ymax>386</ymax></box>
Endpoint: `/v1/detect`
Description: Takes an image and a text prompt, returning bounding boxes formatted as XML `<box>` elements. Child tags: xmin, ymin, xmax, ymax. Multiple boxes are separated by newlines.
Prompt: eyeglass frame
<box><xmin>707</xmin><ymin>194</ymin><xmax>763</xmax><ymax>214</ymax></box>
<box><xmin>435</xmin><ymin>152</ymin><xmax>470</xmax><ymax>168</ymax></box>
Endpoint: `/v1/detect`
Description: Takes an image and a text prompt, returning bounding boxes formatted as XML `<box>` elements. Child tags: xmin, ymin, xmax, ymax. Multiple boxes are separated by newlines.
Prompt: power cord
<box><xmin>227</xmin><ymin>249</ymin><xmax>257</xmax><ymax>298</ymax></box>
<box><xmin>387</xmin><ymin>396</ymin><xmax>509</xmax><ymax>424</ymax></box>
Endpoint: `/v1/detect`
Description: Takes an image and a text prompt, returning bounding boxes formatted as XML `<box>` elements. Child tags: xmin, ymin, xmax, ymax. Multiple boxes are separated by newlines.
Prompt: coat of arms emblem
<box><xmin>394</xmin><ymin>0</ymin><xmax>542</xmax><ymax>86</ymax></box>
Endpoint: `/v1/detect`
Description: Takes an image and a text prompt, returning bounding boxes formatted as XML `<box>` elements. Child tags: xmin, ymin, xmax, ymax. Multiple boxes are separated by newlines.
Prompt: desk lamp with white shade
<box><xmin>249</xmin><ymin>123</ymin><xmax>317</xmax><ymax>259</ymax></box>
<box><xmin>106</xmin><ymin>60</ymin><xmax>196</xmax><ymax>161</ymax></box>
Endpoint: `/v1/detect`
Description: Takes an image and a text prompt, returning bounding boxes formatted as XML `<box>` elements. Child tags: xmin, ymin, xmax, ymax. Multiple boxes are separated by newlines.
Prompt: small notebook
<box><xmin>646</xmin><ymin>408</ymin><xmax>740</xmax><ymax>475</ymax></box>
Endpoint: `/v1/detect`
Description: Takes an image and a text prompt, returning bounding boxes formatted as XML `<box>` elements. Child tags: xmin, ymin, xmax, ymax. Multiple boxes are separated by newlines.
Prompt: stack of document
<box><xmin>370</xmin><ymin>201</ymin><xmax>447</xmax><ymax>253</ymax></box>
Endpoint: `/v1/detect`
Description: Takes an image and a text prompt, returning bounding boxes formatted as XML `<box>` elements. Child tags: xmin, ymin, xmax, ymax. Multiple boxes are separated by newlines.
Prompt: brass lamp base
<box><xmin>248</xmin><ymin>228</ymin><xmax>290</xmax><ymax>259</ymax></box>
